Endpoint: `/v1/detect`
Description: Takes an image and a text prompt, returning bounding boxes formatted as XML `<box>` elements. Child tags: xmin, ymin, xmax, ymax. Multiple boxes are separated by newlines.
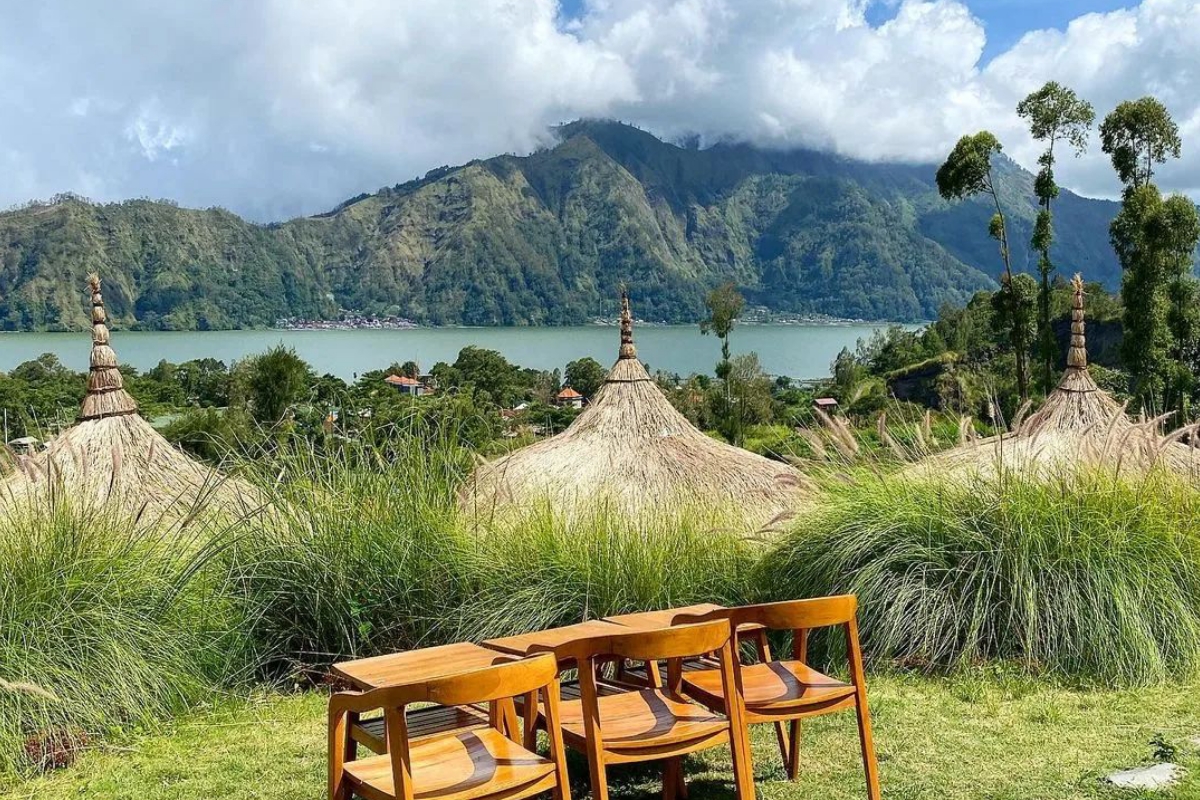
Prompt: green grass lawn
<box><xmin>5</xmin><ymin>673</ymin><xmax>1200</xmax><ymax>800</ymax></box>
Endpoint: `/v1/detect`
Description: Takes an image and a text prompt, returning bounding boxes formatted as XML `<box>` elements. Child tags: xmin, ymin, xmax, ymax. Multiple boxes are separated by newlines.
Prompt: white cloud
<box><xmin>0</xmin><ymin>0</ymin><xmax>1198</xmax><ymax>220</ymax></box>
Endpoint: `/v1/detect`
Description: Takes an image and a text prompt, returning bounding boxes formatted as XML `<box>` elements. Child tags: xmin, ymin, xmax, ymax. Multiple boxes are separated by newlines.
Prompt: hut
<box><xmin>908</xmin><ymin>274</ymin><xmax>1200</xmax><ymax>479</ymax></box>
<box><xmin>0</xmin><ymin>275</ymin><xmax>255</xmax><ymax>520</ymax></box>
<box><xmin>462</xmin><ymin>289</ymin><xmax>810</xmax><ymax>530</ymax></box>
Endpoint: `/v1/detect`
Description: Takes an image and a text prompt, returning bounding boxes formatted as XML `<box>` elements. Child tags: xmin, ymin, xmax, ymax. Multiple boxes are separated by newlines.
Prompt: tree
<box><xmin>1017</xmin><ymin>82</ymin><xmax>1095</xmax><ymax>393</ymax></box>
<box><xmin>239</xmin><ymin>346</ymin><xmax>313</xmax><ymax>426</ymax></box>
<box><xmin>936</xmin><ymin>131</ymin><xmax>1031</xmax><ymax>401</ymax></box>
<box><xmin>1102</xmin><ymin>97</ymin><xmax>1197</xmax><ymax>413</ymax></box>
<box><xmin>1151</xmin><ymin>194</ymin><xmax>1200</xmax><ymax>415</ymax></box>
<box><xmin>700</xmin><ymin>282</ymin><xmax>745</xmax><ymax>383</ymax></box>
<box><xmin>1099</xmin><ymin>98</ymin><xmax>1182</xmax><ymax>189</ymax></box>
<box><xmin>450</xmin><ymin>346</ymin><xmax>522</xmax><ymax>407</ymax></box>
<box><xmin>564</xmin><ymin>357</ymin><xmax>606</xmax><ymax>400</ymax></box>
<box><xmin>711</xmin><ymin>352</ymin><xmax>773</xmax><ymax>445</ymax></box>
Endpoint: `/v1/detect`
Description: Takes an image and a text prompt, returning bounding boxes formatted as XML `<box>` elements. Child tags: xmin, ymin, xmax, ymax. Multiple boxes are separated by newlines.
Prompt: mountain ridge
<box><xmin>0</xmin><ymin>120</ymin><xmax>1122</xmax><ymax>331</ymax></box>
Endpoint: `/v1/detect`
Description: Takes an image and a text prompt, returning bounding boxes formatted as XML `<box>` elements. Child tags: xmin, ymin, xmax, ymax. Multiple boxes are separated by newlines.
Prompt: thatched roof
<box><xmin>462</xmin><ymin>289</ymin><xmax>810</xmax><ymax>530</ymax></box>
<box><xmin>1</xmin><ymin>275</ymin><xmax>255</xmax><ymax>521</ymax></box>
<box><xmin>910</xmin><ymin>274</ymin><xmax>1200</xmax><ymax>479</ymax></box>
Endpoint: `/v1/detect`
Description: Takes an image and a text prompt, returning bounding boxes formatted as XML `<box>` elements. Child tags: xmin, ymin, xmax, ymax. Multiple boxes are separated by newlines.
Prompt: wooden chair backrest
<box><xmin>673</xmin><ymin>595</ymin><xmax>857</xmax><ymax>633</ymax></box>
<box><xmin>331</xmin><ymin>653</ymin><xmax>558</xmax><ymax>714</ymax></box>
<box><xmin>539</xmin><ymin>620</ymin><xmax>734</xmax><ymax>665</ymax></box>
<box><xmin>329</xmin><ymin>654</ymin><xmax>564</xmax><ymax>800</ymax></box>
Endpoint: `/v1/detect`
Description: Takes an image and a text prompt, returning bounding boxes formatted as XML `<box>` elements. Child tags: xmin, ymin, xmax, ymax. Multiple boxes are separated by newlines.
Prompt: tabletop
<box><xmin>602</xmin><ymin>603</ymin><xmax>728</xmax><ymax>630</ymax></box>
<box><xmin>483</xmin><ymin>619</ymin><xmax>623</xmax><ymax>657</ymax></box>
<box><xmin>331</xmin><ymin>641</ymin><xmax>507</xmax><ymax>690</ymax></box>
<box><xmin>604</xmin><ymin>603</ymin><xmax>767</xmax><ymax>634</ymax></box>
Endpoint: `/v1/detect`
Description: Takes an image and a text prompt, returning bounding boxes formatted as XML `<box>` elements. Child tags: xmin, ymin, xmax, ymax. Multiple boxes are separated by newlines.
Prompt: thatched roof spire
<box><xmin>79</xmin><ymin>274</ymin><xmax>139</xmax><ymax>421</ymax></box>
<box><xmin>461</xmin><ymin>287</ymin><xmax>810</xmax><ymax>531</ymax></box>
<box><xmin>618</xmin><ymin>285</ymin><xmax>637</xmax><ymax>360</ymax></box>
<box><xmin>1066</xmin><ymin>272</ymin><xmax>1087</xmax><ymax>372</ymax></box>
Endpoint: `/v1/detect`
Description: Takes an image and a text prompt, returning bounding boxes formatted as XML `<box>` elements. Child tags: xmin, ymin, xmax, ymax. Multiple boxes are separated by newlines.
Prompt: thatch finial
<box><xmin>79</xmin><ymin>273</ymin><xmax>138</xmax><ymax>421</ymax></box>
<box><xmin>1067</xmin><ymin>272</ymin><xmax>1087</xmax><ymax>372</ymax></box>
<box><xmin>618</xmin><ymin>286</ymin><xmax>637</xmax><ymax>360</ymax></box>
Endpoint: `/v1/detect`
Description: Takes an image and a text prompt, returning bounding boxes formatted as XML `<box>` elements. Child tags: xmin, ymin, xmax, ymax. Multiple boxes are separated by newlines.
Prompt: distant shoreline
<box><xmin>1</xmin><ymin>317</ymin><xmax>926</xmax><ymax>335</ymax></box>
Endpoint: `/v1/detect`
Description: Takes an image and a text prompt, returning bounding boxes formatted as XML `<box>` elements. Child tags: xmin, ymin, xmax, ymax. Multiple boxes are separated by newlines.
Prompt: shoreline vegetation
<box><xmin>3</xmin><ymin>312</ymin><xmax>892</xmax><ymax>335</ymax></box>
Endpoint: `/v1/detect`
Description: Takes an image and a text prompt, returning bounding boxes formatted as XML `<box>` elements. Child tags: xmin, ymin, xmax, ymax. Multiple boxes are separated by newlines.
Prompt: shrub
<box><xmin>223</xmin><ymin>436</ymin><xmax>472</xmax><ymax>676</ymax></box>
<box><xmin>757</xmin><ymin>466</ymin><xmax>1200</xmax><ymax>685</ymax></box>
<box><xmin>456</xmin><ymin>500</ymin><xmax>756</xmax><ymax>641</ymax></box>
<box><xmin>0</xmin><ymin>503</ymin><xmax>253</xmax><ymax>775</ymax></box>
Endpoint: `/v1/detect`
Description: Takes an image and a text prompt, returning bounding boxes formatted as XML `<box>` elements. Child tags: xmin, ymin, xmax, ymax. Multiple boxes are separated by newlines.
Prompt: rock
<box><xmin>1105</xmin><ymin>763</ymin><xmax>1184</xmax><ymax>791</ymax></box>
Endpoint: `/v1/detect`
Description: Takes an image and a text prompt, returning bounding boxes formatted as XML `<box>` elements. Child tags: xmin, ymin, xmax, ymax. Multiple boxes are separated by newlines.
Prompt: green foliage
<box><xmin>1100</xmin><ymin>97</ymin><xmax>1182</xmax><ymax>189</ymax></box>
<box><xmin>456</xmin><ymin>503</ymin><xmax>753</xmax><ymax>641</ymax></box>
<box><xmin>936</xmin><ymin>132</ymin><xmax>1004</xmax><ymax>201</ymax></box>
<box><xmin>1016</xmin><ymin>81</ymin><xmax>1095</xmax><ymax>395</ymax></box>
<box><xmin>235</xmin><ymin>346</ymin><xmax>313</xmax><ymax>426</ymax></box>
<box><xmin>937</xmin><ymin>131</ymin><xmax>1030</xmax><ymax>401</ymax></box>
<box><xmin>758</xmin><ymin>467</ymin><xmax>1200</xmax><ymax>685</ymax></box>
<box><xmin>1105</xmin><ymin>99</ymin><xmax>1200</xmax><ymax>414</ymax></box>
<box><xmin>0</xmin><ymin>123</ymin><xmax>1128</xmax><ymax>330</ymax></box>
<box><xmin>0</xmin><ymin>503</ymin><xmax>255</xmax><ymax>775</ymax></box>
<box><xmin>563</xmin><ymin>357</ymin><xmax>606</xmax><ymax>400</ymax></box>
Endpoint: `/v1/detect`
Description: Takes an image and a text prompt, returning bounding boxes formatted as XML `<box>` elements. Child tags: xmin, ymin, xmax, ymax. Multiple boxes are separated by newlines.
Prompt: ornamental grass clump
<box><xmin>456</xmin><ymin>498</ymin><xmax>757</xmax><ymax>640</ymax></box>
<box><xmin>0</xmin><ymin>501</ymin><xmax>253</xmax><ymax>776</ymax></box>
<box><xmin>758</xmin><ymin>464</ymin><xmax>1200</xmax><ymax>685</ymax></box>
<box><xmin>223</xmin><ymin>436</ymin><xmax>473</xmax><ymax>675</ymax></box>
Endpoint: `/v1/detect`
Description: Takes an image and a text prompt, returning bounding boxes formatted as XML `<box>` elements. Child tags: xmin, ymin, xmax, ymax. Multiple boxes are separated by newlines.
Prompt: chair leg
<box><xmin>588</xmin><ymin>753</ymin><xmax>610</xmax><ymax>800</ymax></box>
<box><xmin>663</xmin><ymin>757</ymin><xmax>681</xmax><ymax>800</ymax></box>
<box><xmin>855</xmin><ymin>693</ymin><xmax>881</xmax><ymax>800</ymax></box>
<box><xmin>785</xmin><ymin>720</ymin><xmax>802</xmax><ymax>780</ymax></box>
<box><xmin>729</xmin><ymin>729</ymin><xmax>756</xmax><ymax>800</ymax></box>
<box><xmin>773</xmin><ymin>721</ymin><xmax>789</xmax><ymax>772</ymax></box>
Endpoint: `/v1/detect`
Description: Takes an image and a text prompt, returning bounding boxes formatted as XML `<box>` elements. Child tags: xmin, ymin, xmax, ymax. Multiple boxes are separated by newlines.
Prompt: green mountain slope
<box><xmin>0</xmin><ymin>120</ymin><xmax>1123</xmax><ymax>331</ymax></box>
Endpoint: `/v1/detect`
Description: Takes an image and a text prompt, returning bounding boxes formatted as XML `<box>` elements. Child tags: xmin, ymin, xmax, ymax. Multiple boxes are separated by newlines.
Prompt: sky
<box><xmin>1</xmin><ymin>0</ymin><xmax>1198</xmax><ymax>222</ymax></box>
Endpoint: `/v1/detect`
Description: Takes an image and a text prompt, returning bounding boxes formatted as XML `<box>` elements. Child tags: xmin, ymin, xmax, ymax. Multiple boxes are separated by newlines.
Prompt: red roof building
<box><xmin>555</xmin><ymin>386</ymin><xmax>585</xmax><ymax>408</ymax></box>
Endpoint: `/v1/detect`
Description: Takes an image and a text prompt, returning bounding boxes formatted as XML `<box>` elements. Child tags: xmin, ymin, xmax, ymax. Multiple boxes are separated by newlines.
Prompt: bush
<box><xmin>457</xmin><ymin>501</ymin><xmax>755</xmax><ymax>641</ymax></box>
<box><xmin>0</xmin><ymin>503</ymin><xmax>253</xmax><ymax>775</ymax></box>
<box><xmin>757</xmin><ymin>466</ymin><xmax>1200</xmax><ymax>685</ymax></box>
<box><xmin>224</xmin><ymin>437</ymin><xmax>472</xmax><ymax>676</ymax></box>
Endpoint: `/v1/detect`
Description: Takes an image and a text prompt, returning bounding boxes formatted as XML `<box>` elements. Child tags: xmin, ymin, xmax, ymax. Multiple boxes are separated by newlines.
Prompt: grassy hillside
<box><xmin>0</xmin><ymin>121</ymin><xmax>1122</xmax><ymax>331</ymax></box>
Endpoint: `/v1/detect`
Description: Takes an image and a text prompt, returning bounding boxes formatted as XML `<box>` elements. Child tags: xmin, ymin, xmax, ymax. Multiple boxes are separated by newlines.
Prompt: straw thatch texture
<box><xmin>1</xmin><ymin>274</ymin><xmax>255</xmax><ymax>520</ymax></box>
<box><xmin>1</xmin><ymin>413</ymin><xmax>254</xmax><ymax>520</ymax></box>
<box><xmin>462</xmin><ymin>291</ymin><xmax>810</xmax><ymax>531</ymax></box>
<box><xmin>909</xmin><ymin>274</ymin><xmax>1200</xmax><ymax>480</ymax></box>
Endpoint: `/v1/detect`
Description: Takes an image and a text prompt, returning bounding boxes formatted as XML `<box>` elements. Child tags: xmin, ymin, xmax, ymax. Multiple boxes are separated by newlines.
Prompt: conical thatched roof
<box><xmin>910</xmin><ymin>274</ymin><xmax>1200</xmax><ymax>479</ymax></box>
<box><xmin>462</xmin><ymin>289</ymin><xmax>810</xmax><ymax>530</ymax></box>
<box><xmin>1</xmin><ymin>275</ymin><xmax>255</xmax><ymax>521</ymax></box>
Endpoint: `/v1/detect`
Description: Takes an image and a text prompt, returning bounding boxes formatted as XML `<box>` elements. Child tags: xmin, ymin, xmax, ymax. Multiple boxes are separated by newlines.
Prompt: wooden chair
<box><xmin>533</xmin><ymin>620</ymin><xmax>755</xmax><ymax>800</ymax></box>
<box><xmin>674</xmin><ymin>596</ymin><xmax>880</xmax><ymax>799</ymax></box>
<box><xmin>328</xmin><ymin>654</ymin><xmax>570</xmax><ymax>800</ymax></box>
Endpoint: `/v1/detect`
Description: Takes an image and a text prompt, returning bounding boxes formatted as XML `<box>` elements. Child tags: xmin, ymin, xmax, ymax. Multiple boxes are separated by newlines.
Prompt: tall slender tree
<box><xmin>936</xmin><ymin>132</ymin><xmax>1031</xmax><ymax>402</ymax></box>
<box><xmin>701</xmin><ymin>282</ymin><xmax>746</xmax><ymax>442</ymax></box>
<box><xmin>1016</xmin><ymin>82</ymin><xmax>1095</xmax><ymax>393</ymax></box>
<box><xmin>1100</xmin><ymin>97</ymin><xmax>1196</xmax><ymax>413</ymax></box>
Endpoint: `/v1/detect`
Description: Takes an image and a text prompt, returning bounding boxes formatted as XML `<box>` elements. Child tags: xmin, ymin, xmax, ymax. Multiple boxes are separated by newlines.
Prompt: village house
<box><xmin>384</xmin><ymin>374</ymin><xmax>433</xmax><ymax>396</ymax></box>
<box><xmin>555</xmin><ymin>386</ymin><xmax>584</xmax><ymax>409</ymax></box>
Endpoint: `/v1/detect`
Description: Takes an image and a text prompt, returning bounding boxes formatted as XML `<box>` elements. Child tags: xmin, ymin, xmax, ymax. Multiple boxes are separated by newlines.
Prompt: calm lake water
<box><xmin>0</xmin><ymin>324</ymin><xmax>913</xmax><ymax>381</ymax></box>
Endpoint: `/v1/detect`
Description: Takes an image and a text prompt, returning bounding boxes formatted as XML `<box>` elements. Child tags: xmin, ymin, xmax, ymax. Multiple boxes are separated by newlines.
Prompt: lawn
<box><xmin>6</xmin><ymin>672</ymin><xmax>1199</xmax><ymax>800</ymax></box>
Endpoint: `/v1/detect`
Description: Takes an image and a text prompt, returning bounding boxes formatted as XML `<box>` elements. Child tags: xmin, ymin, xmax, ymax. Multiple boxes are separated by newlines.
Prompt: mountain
<box><xmin>0</xmin><ymin>120</ymin><xmax>1122</xmax><ymax>331</ymax></box>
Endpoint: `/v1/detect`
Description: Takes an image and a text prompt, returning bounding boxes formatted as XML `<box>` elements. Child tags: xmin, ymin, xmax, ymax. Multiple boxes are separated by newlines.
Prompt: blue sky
<box><xmin>561</xmin><ymin>0</ymin><xmax>1136</xmax><ymax>64</ymax></box>
<box><xmin>866</xmin><ymin>0</ymin><xmax>1135</xmax><ymax>61</ymax></box>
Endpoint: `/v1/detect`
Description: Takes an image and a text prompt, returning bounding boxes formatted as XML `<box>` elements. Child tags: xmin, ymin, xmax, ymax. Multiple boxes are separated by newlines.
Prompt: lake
<box><xmin>0</xmin><ymin>323</ymin><xmax>913</xmax><ymax>381</ymax></box>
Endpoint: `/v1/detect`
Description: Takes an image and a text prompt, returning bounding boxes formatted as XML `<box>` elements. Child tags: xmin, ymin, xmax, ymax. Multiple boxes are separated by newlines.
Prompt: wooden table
<box><xmin>602</xmin><ymin>603</ymin><xmax>729</xmax><ymax>630</ymax></box>
<box><xmin>331</xmin><ymin>642</ymin><xmax>517</xmax><ymax>755</ymax></box>
<box><xmin>483</xmin><ymin>619</ymin><xmax>623</xmax><ymax>659</ymax></box>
